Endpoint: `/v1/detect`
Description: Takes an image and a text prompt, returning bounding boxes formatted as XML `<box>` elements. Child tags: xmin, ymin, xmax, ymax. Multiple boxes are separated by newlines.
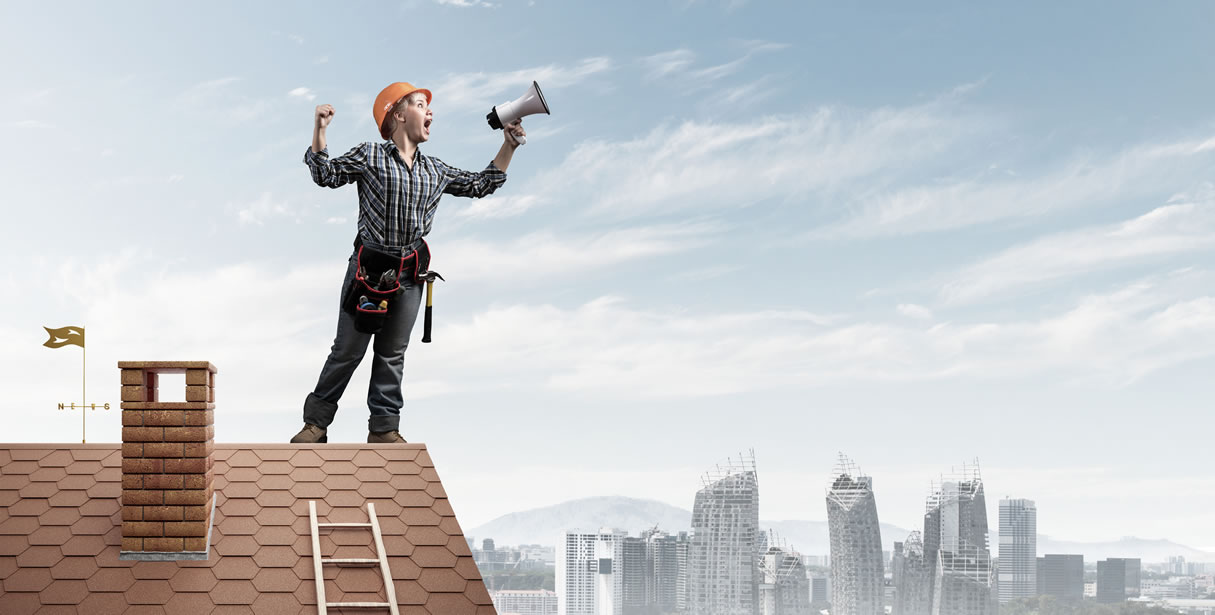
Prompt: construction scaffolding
<box><xmin>825</xmin><ymin>453</ymin><xmax>885</xmax><ymax>615</ymax></box>
<box><xmin>923</xmin><ymin>459</ymin><xmax>994</xmax><ymax>615</ymax></box>
<box><xmin>892</xmin><ymin>531</ymin><xmax>933</xmax><ymax>615</ymax></box>
<box><xmin>688</xmin><ymin>451</ymin><xmax>760</xmax><ymax>615</ymax></box>
<box><xmin>758</xmin><ymin>533</ymin><xmax>812</xmax><ymax>615</ymax></box>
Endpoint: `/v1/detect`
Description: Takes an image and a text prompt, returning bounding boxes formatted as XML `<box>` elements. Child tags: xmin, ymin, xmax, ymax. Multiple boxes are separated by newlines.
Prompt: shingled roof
<box><xmin>0</xmin><ymin>443</ymin><xmax>496</xmax><ymax>614</ymax></box>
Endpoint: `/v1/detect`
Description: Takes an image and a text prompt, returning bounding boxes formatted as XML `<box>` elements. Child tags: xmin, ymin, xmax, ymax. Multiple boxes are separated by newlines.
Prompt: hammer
<box><xmin>419</xmin><ymin>271</ymin><xmax>444</xmax><ymax>343</ymax></box>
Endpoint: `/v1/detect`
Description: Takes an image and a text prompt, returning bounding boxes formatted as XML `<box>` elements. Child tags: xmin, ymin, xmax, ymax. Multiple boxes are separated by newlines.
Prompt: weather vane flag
<box><xmin>43</xmin><ymin>325</ymin><xmax>109</xmax><ymax>443</ymax></box>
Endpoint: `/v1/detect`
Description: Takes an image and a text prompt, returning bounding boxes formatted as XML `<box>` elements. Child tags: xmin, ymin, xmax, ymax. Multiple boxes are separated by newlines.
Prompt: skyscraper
<box><xmin>758</xmin><ymin>536</ymin><xmax>812</xmax><ymax>615</ymax></box>
<box><xmin>892</xmin><ymin>532</ymin><xmax>933</xmax><ymax>615</ymax></box>
<box><xmin>1036</xmin><ymin>554</ymin><xmax>1083</xmax><ymax>602</ymax></box>
<box><xmin>1096</xmin><ymin>558</ymin><xmax>1127</xmax><ymax>603</ymax></box>
<box><xmin>620</xmin><ymin>536</ymin><xmax>649</xmax><ymax>614</ymax></box>
<box><xmin>997</xmin><ymin>498</ymin><xmax>1037</xmax><ymax>603</ymax></box>
<box><xmin>1125</xmin><ymin>558</ymin><xmax>1142</xmax><ymax>598</ymax></box>
<box><xmin>825</xmin><ymin>454</ymin><xmax>885</xmax><ymax>615</ymax></box>
<box><xmin>559</xmin><ymin>528</ymin><xmax>626</xmax><ymax>615</ymax></box>
<box><xmin>688</xmin><ymin>452</ymin><xmax>760</xmax><ymax>615</ymax></box>
<box><xmin>644</xmin><ymin>529</ymin><xmax>688</xmax><ymax>615</ymax></box>
<box><xmin>924</xmin><ymin>461</ymin><xmax>994</xmax><ymax>615</ymax></box>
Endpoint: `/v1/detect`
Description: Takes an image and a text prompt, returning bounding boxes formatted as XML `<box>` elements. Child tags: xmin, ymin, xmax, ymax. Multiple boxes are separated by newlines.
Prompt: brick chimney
<box><xmin>118</xmin><ymin>361</ymin><xmax>217</xmax><ymax>560</ymax></box>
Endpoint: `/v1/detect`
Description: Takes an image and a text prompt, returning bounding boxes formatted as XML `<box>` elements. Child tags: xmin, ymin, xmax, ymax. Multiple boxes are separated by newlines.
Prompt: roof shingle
<box><xmin>0</xmin><ymin>443</ymin><xmax>496</xmax><ymax>614</ymax></box>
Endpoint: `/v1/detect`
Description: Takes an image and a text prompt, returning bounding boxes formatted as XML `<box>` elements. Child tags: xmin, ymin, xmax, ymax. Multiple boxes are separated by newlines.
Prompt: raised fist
<box><xmin>315</xmin><ymin>104</ymin><xmax>335</xmax><ymax>129</ymax></box>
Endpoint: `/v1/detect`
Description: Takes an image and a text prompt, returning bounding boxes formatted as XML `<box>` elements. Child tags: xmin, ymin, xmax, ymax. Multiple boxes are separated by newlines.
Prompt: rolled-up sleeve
<box><xmin>303</xmin><ymin>143</ymin><xmax>368</xmax><ymax>188</ymax></box>
<box><xmin>436</xmin><ymin>159</ymin><xmax>507</xmax><ymax>198</ymax></box>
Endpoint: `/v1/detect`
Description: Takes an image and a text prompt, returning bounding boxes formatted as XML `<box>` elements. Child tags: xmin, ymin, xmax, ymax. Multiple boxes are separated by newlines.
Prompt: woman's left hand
<box><xmin>505</xmin><ymin>119</ymin><xmax>526</xmax><ymax>146</ymax></box>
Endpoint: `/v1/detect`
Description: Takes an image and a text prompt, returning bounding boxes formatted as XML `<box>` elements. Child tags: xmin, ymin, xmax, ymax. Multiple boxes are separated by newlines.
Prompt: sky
<box><xmin>3</xmin><ymin>1</ymin><xmax>1215</xmax><ymax>554</ymax></box>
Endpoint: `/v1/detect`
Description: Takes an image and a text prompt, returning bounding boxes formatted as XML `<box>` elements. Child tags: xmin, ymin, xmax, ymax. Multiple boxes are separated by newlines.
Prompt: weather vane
<box><xmin>43</xmin><ymin>325</ymin><xmax>110</xmax><ymax>443</ymax></box>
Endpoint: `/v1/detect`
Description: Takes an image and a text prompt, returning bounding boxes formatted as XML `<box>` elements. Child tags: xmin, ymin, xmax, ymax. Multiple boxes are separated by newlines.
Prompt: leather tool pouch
<box><xmin>342</xmin><ymin>240</ymin><xmax>431</xmax><ymax>334</ymax></box>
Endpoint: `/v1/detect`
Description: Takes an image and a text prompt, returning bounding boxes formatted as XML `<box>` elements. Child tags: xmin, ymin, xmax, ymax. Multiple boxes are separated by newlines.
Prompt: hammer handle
<box><xmin>421</xmin><ymin>280</ymin><xmax>434</xmax><ymax>343</ymax></box>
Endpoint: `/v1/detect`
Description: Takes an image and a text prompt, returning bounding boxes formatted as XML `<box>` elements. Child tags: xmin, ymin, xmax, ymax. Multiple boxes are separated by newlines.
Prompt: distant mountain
<box><xmin>467</xmin><ymin>496</ymin><xmax>1215</xmax><ymax>564</ymax></box>
<box><xmin>465</xmin><ymin>496</ymin><xmax>909</xmax><ymax>554</ymax></box>
<box><xmin>1034</xmin><ymin>535</ymin><xmax>1215</xmax><ymax>563</ymax></box>
<box><xmin>762</xmin><ymin>520</ymin><xmax>912</xmax><ymax>556</ymax></box>
<box><xmin>465</xmin><ymin>496</ymin><xmax>692</xmax><ymax>547</ymax></box>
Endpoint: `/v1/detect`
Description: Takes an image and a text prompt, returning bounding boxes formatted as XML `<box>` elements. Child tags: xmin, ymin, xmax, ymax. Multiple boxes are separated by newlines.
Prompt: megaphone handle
<box><xmin>510</xmin><ymin>132</ymin><xmax>526</xmax><ymax>146</ymax></box>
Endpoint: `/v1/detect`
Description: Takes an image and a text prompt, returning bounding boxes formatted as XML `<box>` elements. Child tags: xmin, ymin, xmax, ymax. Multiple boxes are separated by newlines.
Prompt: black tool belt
<box><xmin>343</xmin><ymin>235</ymin><xmax>431</xmax><ymax>334</ymax></box>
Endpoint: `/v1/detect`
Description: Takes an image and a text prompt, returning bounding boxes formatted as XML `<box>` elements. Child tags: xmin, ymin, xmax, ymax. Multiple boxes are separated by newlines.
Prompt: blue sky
<box><xmin>3</xmin><ymin>1</ymin><xmax>1215</xmax><ymax>552</ymax></box>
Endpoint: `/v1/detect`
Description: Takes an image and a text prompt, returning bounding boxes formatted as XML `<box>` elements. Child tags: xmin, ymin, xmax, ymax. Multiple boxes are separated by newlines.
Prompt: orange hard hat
<box><xmin>373</xmin><ymin>82</ymin><xmax>432</xmax><ymax>139</ymax></box>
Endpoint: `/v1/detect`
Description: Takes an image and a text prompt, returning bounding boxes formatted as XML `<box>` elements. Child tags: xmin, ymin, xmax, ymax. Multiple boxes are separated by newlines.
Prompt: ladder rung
<box><xmin>310</xmin><ymin>500</ymin><xmax>400</xmax><ymax>615</ymax></box>
<box><xmin>322</xmin><ymin>558</ymin><xmax>380</xmax><ymax>566</ymax></box>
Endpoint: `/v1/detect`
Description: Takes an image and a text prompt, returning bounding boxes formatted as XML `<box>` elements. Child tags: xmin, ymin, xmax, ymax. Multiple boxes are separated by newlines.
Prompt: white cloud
<box><xmin>641</xmin><ymin>49</ymin><xmax>696</xmax><ymax>81</ymax></box>
<box><xmin>822</xmin><ymin>134</ymin><xmax>1215</xmax><ymax>238</ymax></box>
<box><xmin>431</xmin><ymin>57</ymin><xmax>613</xmax><ymax>112</ymax></box>
<box><xmin>435</xmin><ymin>0</ymin><xmax>497</xmax><ymax>6</ymax></box>
<box><xmin>897</xmin><ymin>303</ymin><xmax>933</xmax><ymax>320</ymax></box>
<box><xmin>452</xmin><ymin>194</ymin><xmax>540</xmax><ymax>220</ymax></box>
<box><xmin>232</xmin><ymin>192</ymin><xmax>296</xmax><ymax>226</ymax></box>
<box><xmin>411</xmin><ymin>268</ymin><xmax>1215</xmax><ymax>398</ymax></box>
<box><xmin>941</xmin><ymin>191</ymin><xmax>1215</xmax><ymax>305</ymax></box>
<box><xmin>666</xmin><ymin>264</ymin><xmax>742</xmax><ymax>282</ymax></box>
<box><xmin>512</xmin><ymin>95</ymin><xmax>983</xmax><ymax>221</ymax></box>
<box><xmin>288</xmin><ymin>87</ymin><xmax>317</xmax><ymax>101</ymax></box>
<box><xmin>438</xmin><ymin>222</ymin><xmax>721</xmax><ymax>280</ymax></box>
<box><xmin>326</xmin><ymin>217</ymin><xmax>348</xmax><ymax>225</ymax></box>
<box><xmin>641</xmin><ymin>39</ymin><xmax>787</xmax><ymax>86</ymax></box>
<box><xmin>0</xmin><ymin>254</ymin><xmax>343</xmax><ymax>442</ymax></box>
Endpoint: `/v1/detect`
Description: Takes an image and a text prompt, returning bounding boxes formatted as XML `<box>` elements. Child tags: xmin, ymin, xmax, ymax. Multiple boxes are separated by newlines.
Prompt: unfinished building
<box><xmin>923</xmin><ymin>461</ymin><xmax>994</xmax><ymax>615</ymax></box>
<box><xmin>892</xmin><ymin>531</ymin><xmax>933</xmax><ymax>615</ymax></box>
<box><xmin>825</xmin><ymin>454</ymin><xmax>884</xmax><ymax>615</ymax></box>
<box><xmin>687</xmin><ymin>452</ymin><xmax>760</xmax><ymax>615</ymax></box>
<box><xmin>758</xmin><ymin>532</ymin><xmax>812</xmax><ymax>615</ymax></box>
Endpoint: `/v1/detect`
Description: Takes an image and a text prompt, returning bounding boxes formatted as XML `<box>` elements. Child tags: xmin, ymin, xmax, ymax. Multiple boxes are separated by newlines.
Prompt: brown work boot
<box><xmin>290</xmin><ymin>423</ymin><xmax>327</xmax><ymax>443</ymax></box>
<box><xmin>367</xmin><ymin>430</ymin><xmax>407</xmax><ymax>444</ymax></box>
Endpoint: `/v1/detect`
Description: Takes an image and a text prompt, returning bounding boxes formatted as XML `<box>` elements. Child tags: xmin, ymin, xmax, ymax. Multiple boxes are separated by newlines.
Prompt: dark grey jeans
<box><xmin>303</xmin><ymin>246</ymin><xmax>424</xmax><ymax>433</ymax></box>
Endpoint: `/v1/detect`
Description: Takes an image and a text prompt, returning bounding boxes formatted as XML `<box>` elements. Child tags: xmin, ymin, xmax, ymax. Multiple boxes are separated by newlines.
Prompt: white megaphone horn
<box><xmin>486</xmin><ymin>81</ymin><xmax>550</xmax><ymax>145</ymax></box>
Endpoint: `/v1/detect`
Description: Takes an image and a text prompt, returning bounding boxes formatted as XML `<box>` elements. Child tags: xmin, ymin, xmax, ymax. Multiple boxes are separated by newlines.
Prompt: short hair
<box><xmin>381</xmin><ymin>91</ymin><xmax>429</xmax><ymax>139</ymax></box>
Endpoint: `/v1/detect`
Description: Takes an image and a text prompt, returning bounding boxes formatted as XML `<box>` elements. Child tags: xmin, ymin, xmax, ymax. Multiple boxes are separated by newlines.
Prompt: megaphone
<box><xmin>487</xmin><ymin>81</ymin><xmax>550</xmax><ymax>145</ymax></box>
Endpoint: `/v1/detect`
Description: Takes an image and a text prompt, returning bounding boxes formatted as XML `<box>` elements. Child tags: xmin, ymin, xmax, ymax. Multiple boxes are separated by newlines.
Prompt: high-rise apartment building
<box><xmin>758</xmin><ymin>540</ymin><xmax>812</xmax><ymax>615</ymax></box>
<box><xmin>675</xmin><ymin>536</ymin><xmax>691</xmax><ymax>613</ymax></box>
<box><xmin>619</xmin><ymin>536</ymin><xmax>648</xmax><ymax>614</ymax></box>
<box><xmin>892</xmin><ymin>532</ymin><xmax>933</xmax><ymax>615</ymax></box>
<box><xmin>644</xmin><ymin>529</ymin><xmax>688</xmax><ymax>615</ymax></box>
<box><xmin>923</xmin><ymin>462</ymin><xmax>994</xmax><ymax>615</ymax></box>
<box><xmin>688</xmin><ymin>452</ymin><xmax>760</xmax><ymax>615</ymax></box>
<box><xmin>825</xmin><ymin>454</ymin><xmax>885</xmax><ymax>615</ymax></box>
<box><xmin>559</xmin><ymin>528</ymin><xmax>626</xmax><ymax>615</ymax></box>
<box><xmin>997</xmin><ymin>498</ymin><xmax>1037</xmax><ymax>603</ymax></box>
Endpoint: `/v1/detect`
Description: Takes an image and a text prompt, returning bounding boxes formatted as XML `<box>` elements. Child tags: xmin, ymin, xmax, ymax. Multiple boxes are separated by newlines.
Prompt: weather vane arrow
<box><xmin>43</xmin><ymin>325</ymin><xmax>110</xmax><ymax>443</ymax></box>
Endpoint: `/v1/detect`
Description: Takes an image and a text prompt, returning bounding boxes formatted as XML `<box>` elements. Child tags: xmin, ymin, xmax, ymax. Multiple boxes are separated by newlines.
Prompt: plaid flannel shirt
<box><xmin>304</xmin><ymin>140</ymin><xmax>507</xmax><ymax>247</ymax></box>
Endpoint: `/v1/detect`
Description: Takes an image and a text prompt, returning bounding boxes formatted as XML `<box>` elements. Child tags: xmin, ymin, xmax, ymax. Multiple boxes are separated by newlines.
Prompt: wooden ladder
<box><xmin>309</xmin><ymin>500</ymin><xmax>400</xmax><ymax>615</ymax></box>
